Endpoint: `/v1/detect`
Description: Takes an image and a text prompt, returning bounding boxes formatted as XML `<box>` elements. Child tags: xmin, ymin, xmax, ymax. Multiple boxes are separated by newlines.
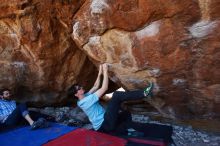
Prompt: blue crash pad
<box><xmin>0</xmin><ymin>123</ymin><xmax>77</xmax><ymax>146</ymax></box>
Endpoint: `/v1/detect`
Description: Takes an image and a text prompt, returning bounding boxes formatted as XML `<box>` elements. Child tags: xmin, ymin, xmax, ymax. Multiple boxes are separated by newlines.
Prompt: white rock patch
<box><xmin>173</xmin><ymin>78</ymin><xmax>186</xmax><ymax>86</ymax></box>
<box><xmin>189</xmin><ymin>20</ymin><xmax>218</xmax><ymax>38</ymax></box>
<box><xmin>72</xmin><ymin>22</ymin><xmax>80</xmax><ymax>40</ymax></box>
<box><xmin>149</xmin><ymin>68</ymin><xmax>161</xmax><ymax>77</ymax></box>
<box><xmin>11</xmin><ymin>61</ymin><xmax>26</xmax><ymax>69</ymax></box>
<box><xmin>88</xmin><ymin>36</ymin><xmax>101</xmax><ymax>45</ymax></box>
<box><xmin>135</xmin><ymin>21</ymin><xmax>160</xmax><ymax>39</ymax></box>
<box><xmin>126</xmin><ymin>78</ymin><xmax>144</xmax><ymax>84</ymax></box>
<box><xmin>153</xmin><ymin>82</ymin><xmax>160</xmax><ymax>93</ymax></box>
<box><xmin>90</xmin><ymin>0</ymin><xmax>109</xmax><ymax>15</ymax></box>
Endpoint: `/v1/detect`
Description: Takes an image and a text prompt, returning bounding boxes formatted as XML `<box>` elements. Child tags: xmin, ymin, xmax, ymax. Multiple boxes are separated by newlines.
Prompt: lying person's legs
<box><xmin>17</xmin><ymin>103</ymin><xmax>34</xmax><ymax>125</ymax></box>
<box><xmin>5</xmin><ymin>103</ymin><xmax>48</xmax><ymax>130</ymax></box>
<box><xmin>4</xmin><ymin>105</ymin><xmax>24</xmax><ymax>127</ymax></box>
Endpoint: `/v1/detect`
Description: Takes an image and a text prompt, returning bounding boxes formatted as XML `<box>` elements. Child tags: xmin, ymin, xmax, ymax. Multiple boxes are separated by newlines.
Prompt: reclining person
<box><xmin>68</xmin><ymin>64</ymin><xmax>153</xmax><ymax>134</ymax></box>
<box><xmin>0</xmin><ymin>88</ymin><xmax>48</xmax><ymax>130</ymax></box>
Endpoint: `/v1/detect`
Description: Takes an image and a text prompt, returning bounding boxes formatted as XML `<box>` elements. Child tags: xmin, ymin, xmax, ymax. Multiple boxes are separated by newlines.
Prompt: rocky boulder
<box><xmin>0</xmin><ymin>0</ymin><xmax>98</xmax><ymax>105</ymax></box>
<box><xmin>72</xmin><ymin>0</ymin><xmax>220</xmax><ymax>119</ymax></box>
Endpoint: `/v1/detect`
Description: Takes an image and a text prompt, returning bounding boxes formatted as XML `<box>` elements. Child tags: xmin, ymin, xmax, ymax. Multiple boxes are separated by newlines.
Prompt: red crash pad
<box><xmin>44</xmin><ymin>128</ymin><xmax>127</xmax><ymax>146</ymax></box>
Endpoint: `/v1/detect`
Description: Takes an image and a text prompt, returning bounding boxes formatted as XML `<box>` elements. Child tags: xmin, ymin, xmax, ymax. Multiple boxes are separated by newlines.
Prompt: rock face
<box><xmin>0</xmin><ymin>0</ymin><xmax>99</xmax><ymax>105</ymax></box>
<box><xmin>72</xmin><ymin>0</ymin><xmax>220</xmax><ymax>119</ymax></box>
<box><xmin>0</xmin><ymin>0</ymin><xmax>219</xmax><ymax>120</ymax></box>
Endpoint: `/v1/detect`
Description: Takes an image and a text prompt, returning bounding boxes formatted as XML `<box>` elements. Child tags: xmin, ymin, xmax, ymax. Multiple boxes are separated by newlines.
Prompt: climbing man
<box><xmin>68</xmin><ymin>64</ymin><xmax>153</xmax><ymax>134</ymax></box>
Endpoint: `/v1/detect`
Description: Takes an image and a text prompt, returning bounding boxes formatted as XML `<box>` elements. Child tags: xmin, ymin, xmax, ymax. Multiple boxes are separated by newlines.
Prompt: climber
<box><xmin>0</xmin><ymin>88</ymin><xmax>49</xmax><ymax>130</ymax></box>
<box><xmin>68</xmin><ymin>63</ymin><xmax>153</xmax><ymax>134</ymax></box>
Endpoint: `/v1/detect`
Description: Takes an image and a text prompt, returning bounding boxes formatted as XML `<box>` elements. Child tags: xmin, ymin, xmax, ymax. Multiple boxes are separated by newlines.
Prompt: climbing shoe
<box><xmin>144</xmin><ymin>82</ymin><xmax>154</xmax><ymax>98</ymax></box>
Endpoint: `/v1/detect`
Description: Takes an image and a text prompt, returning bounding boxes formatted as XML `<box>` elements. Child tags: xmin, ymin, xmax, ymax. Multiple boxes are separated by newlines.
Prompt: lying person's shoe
<box><xmin>144</xmin><ymin>82</ymin><xmax>154</xmax><ymax>98</ymax></box>
<box><xmin>38</xmin><ymin>117</ymin><xmax>49</xmax><ymax>128</ymax></box>
<box><xmin>31</xmin><ymin>118</ymin><xmax>49</xmax><ymax>130</ymax></box>
<box><xmin>31</xmin><ymin>119</ymin><xmax>42</xmax><ymax>130</ymax></box>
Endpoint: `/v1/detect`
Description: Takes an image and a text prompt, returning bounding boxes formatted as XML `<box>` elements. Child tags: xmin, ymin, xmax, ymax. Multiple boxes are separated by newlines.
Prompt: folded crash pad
<box><xmin>122</xmin><ymin>122</ymin><xmax>174</xmax><ymax>146</ymax></box>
